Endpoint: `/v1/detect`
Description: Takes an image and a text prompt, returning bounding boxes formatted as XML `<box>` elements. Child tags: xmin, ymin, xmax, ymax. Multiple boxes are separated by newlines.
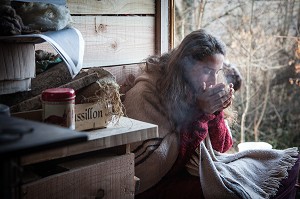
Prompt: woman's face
<box><xmin>185</xmin><ymin>54</ymin><xmax>225</xmax><ymax>92</ymax></box>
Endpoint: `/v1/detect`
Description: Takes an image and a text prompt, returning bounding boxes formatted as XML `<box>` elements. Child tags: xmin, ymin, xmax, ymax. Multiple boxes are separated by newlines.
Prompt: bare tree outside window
<box><xmin>175</xmin><ymin>0</ymin><xmax>300</xmax><ymax>150</ymax></box>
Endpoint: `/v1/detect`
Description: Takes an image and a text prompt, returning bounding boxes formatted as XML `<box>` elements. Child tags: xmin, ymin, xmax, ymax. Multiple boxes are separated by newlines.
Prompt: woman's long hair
<box><xmin>145</xmin><ymin>29</ymin><xmax>226</xmax><ymax>130</ymax></box>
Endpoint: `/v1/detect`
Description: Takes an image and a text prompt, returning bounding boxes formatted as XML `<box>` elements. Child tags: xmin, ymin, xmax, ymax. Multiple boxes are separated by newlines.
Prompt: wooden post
<box><xmin>155</xmin><ymin>0</ymin><xmax>170</xmax><ymax>55</ymax></box>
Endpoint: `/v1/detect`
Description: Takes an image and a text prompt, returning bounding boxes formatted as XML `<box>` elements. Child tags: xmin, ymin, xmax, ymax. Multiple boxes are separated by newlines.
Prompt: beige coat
<box><xmin>124</xmin><ymin>70</ymin><xmax>179</xmax><ymax>193</ymax></box>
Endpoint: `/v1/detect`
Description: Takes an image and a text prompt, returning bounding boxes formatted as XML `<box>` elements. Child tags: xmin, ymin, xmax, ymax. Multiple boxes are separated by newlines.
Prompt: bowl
<box><xmin>238</xmin><ymin>142</ymin><xmax>272</xmax><ymax>152</ymax></box>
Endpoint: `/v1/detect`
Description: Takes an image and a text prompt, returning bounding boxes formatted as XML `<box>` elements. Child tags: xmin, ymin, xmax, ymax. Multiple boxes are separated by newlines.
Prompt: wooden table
<box><xmin>21</xmin><ymin>116</ymin><xmax>158</xmax><ymax>165</ymax></box>
<box><xmin>20</xmin><ymin>117</ymin><xmax>158</xmax><ymax>199</ymax></box>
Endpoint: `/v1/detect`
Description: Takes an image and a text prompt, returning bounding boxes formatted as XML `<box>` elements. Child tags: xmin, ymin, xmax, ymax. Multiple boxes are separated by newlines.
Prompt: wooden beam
<box><xmin>169</xmin><ymin>0</ymin><xmax>175</xmax><ymax>49</ymax></box>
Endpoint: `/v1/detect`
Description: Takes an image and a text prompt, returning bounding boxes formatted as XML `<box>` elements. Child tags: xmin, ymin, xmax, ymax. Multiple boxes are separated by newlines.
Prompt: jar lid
<box><xmin>41</xmin><ymin>88</ymin><xmax>75</xmax><ymax>102</ymax></box>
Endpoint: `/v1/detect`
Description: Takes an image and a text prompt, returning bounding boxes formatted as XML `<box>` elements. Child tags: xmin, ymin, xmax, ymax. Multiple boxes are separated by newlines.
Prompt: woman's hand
<box><xmin>195</xmin><ymin>82</ymin><xmax>234</xmax><ymax>114</ymax></box>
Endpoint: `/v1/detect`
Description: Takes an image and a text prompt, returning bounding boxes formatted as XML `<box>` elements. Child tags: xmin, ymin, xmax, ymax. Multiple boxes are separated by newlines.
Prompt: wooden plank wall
<box><xmin>36</xmin><ymin>0</ymin><xmax>156</xmax><ymax>68</ymax></box>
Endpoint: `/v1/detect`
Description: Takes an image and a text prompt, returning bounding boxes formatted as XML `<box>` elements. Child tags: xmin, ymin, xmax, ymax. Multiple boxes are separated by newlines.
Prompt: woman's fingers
<box><xmin>222</xmin><ymin>97</ymin><xmax>232</xmax><ymax>109</ymax></box>
<box><xmin>210</xmin><ymin>86</ymin><xmax>234</xmax><ymax>111</ymax></box>
<box><xmin>195</xmin><ymin>83</ymin><xmax>235</xmax><ymax>114</ymax></box>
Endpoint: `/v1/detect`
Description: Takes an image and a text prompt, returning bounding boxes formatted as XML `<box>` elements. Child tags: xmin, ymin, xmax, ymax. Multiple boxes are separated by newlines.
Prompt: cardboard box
<box><xmin>75</xmin><ymin>102</ymin><xmax>112</xmax><ymax>131</ymax></box>
<box><xmin>12</xmin><ymin>109</ymin><xmax>43</xmax><ymax>122</ymax></box>
<box><xmin>12</xmin><ymin>102</ymin><xmax>112</xmax><ymax>131</ymax></box>
<box><xmin>0</xmin><ymin>42</ymin><xmax>35</xmax><ymax>95</ymax></box>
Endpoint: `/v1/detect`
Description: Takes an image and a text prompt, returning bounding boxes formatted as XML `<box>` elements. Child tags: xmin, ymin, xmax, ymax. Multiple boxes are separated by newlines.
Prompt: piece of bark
<box><xmin>0</xmin><ymin>62</ymin><xmax>77</xmax><ymax>106</ymax></box>
<box><xmin>75</xmin><ymin>67</ymin><xmax>117</xmax><ymax>104</ymax></box>
<box><xmin>10</xmin><ymin>72</ymin><xmax>99</xmax><ymax>113</ymax></box>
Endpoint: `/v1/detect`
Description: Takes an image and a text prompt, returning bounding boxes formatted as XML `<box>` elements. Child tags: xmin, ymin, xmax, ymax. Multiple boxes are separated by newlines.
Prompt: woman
<box><xmin>124</xmin><ymin>29</ymin><xmax>299</xmax><ymax>199</ymax></box>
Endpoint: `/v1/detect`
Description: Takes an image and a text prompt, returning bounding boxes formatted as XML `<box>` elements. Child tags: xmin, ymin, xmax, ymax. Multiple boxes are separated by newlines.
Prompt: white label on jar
<box><xmin>42</xmin><ymin>101</ymin><xmax>75</xmax><ymax>130</ymax></box>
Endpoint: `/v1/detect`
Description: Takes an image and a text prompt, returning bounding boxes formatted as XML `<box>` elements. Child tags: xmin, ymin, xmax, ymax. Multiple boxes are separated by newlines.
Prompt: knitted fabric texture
<box><xmin>186</xmin><ymin>135</ymin><xmax>298</xmax><ymax>199</ymax></box>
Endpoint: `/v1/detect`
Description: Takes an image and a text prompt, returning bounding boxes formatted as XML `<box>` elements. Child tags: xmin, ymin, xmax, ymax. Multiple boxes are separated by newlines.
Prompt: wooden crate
<box><xmin>21</xmin><ymin>153</ymin><xmax>135</xmax><ymax>199</ymax></box>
